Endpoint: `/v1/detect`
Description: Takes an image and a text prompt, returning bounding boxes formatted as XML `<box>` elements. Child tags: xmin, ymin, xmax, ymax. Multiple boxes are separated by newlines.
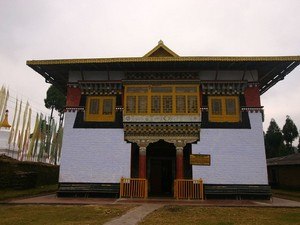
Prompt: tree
<box><xmin>44</xmin><ymin>85</ymin><xmax>66</xmax><ymax>114</ymax></box>
<box><xmin>282</xmin><ymin>116</ymin><xmax>298</xmax><ymax>151</ymax></box>
<box><xmin>298</xmin><ymin>136</ymin><xmax>300</xmax><ymax>153</ymax></box>
<box><xmin>44</xmin><ymin>85</ymin><xmax>66</xmax><ymax>164</ymax></box>
<box><xmin>264</xmin><ymin>119</ymin><xmax>284</xmax><ymax>158</ymax></box>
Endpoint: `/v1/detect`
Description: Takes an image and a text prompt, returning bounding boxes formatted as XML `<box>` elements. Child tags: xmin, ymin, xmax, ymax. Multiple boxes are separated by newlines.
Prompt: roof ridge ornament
<box><xmin>143</xmin><ymin>40</ymin><xmax>179</xmax><ymax>57</ymax></box>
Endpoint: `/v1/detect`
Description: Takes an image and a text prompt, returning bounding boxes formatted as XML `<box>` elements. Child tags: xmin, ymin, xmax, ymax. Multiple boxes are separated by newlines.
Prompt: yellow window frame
<box><xmin>208</xmin><ymin>96</ymin><xmax>240</xmax><ymax>122</ymax></box>
<box><xmin>124</xmin><ymin>84</ymin><xmax>200</xmax><ymax>115</ymax></box>
<box><xmin>85</xmin><ymin>96</ymin><xmax>116</xmax><ymax>122</ymax></box>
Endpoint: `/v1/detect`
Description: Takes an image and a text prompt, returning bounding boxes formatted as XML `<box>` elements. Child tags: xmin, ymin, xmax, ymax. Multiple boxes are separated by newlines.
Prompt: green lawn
<box><xmin>0</xmin><ymin>184</ymin><xmax>58</xmax><ymax>201</ymax></box>
<box><xmin>1</xmin><ymin>205</ymin><xmax>299</xmax><ymax>225</ymax></box>
<box><xmin>139</xmin><ymin>206</ymin><xmax>300</xmax><ymax>225</ymax></box>
<box><xmin>0</xmin><ymin>205</ymin><xmax>134</xmax><ymax>225</ymax></box>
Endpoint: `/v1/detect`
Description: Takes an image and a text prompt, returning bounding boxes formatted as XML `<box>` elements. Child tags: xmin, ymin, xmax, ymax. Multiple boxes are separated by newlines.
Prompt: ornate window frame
<box><xmin>85</xmin><ymin>96</ymin><xmax>116</xmax><ymax>122</ymax></box>
<box><xmin>124</xmin><ymin>85</ymin><xmax>200</xmax><ymax>116</ymax></box>
<box><xmin>208</xmin><ymin>96</ymin><xmax>240</xmax><ymax>122</ymax></box>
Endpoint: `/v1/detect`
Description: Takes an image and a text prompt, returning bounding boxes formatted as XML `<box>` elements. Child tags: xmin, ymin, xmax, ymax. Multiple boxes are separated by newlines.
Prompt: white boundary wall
<box><xmin>0</xmin><ymin>130</ymin><xmax>9</xmax><ymax>149</ymax></box>
<box><xmin>59</xmin><ymin>112</ymin><xmax>130</xmax><ymax>183</ymax></box>
<box><xmin>192</xmin><ymin>112</ymin><xmax>268</xmax><ymax>185</ymax></box>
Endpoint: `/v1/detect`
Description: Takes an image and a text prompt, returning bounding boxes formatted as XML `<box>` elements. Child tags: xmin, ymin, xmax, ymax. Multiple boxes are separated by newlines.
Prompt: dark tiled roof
<box><xmin>26</xmin><ymin>42</ymin><xmax>300</xmax><ymax>94</ymax></box>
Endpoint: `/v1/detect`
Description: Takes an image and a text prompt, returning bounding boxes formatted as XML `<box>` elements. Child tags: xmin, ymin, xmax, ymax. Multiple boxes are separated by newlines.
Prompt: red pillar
<box><xmin>139</xmin><ymin>147</ymin><xmax>147</xmax><ymax>178</ymax></box>
<box><xmin>176</xmin><ymin>147</ymin><xmax>184</xmax><ymax>179</ymax></box>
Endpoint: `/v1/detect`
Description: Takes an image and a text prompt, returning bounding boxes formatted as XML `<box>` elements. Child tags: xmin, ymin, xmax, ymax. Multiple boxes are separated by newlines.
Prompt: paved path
<box><xmin>3</xmin><ymin>194</ymin><xmax>300</xmax><ymax>225</ymax></box>
<box><xmin>253</xmin><ymin>197</ymin><xmax>300</xmax><ymax>207</ymax></box>
<box><xmin>2</xmin><ymin>194</ymin><xmax>300</xmax><ymax>207</ymax></box>
<box><xmin>104</xmin><ymin>204</ymin><xmax>163</xmax><ymax>225</ymax></box>
<box><xmin>5</xmin><ymin>194</ymin><xmax>117</xmax><ymax>205</ymax></box>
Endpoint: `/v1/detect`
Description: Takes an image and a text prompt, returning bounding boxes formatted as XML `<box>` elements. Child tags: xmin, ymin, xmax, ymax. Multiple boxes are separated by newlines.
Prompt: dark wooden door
<box><xmin>150</xmin><ymin>158</ymin><xmax>173</xmax><ymax>196</ymax></box>
<box><xmin>150</xmin><ymin>159</ymin><xmax>162</xmax><ymax>195</ymax></box>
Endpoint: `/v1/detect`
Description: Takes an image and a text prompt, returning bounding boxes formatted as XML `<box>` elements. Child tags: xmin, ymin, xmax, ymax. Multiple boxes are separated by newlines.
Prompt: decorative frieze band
<box><xmin>125</xmin><ymin>72</ymin><xmax>199</xmax><ymax>80</ymax></box>
<box><xmin>201</xmin><ymin>81</ymin><xmax>247</xmax><ymax>95</ymax></box>
<box><xmin>79</xmin><ymin>81</ymin><xmax>122</xmax><ymax>95</ymax></box>
<box><xmin>123</xmin><ymin>115</ymin><xmax>201</xmax><ymax>123</ymax></box>
<box><xmin>247</xmin><ymin>82</ymin><xmax>259</xmax><ymax>88</ymax></box>
<box><xmin>126</xmin><ymin>136</ymin><xmax>199</xmax><ymax>149</ymax></box>
<box><xmin>241</xmin><ymin>107</ymin><xmax>264</xmax><ymax>113</ymax></box>
<box><xmin>124</xmin><ymin>123</ymin><xmax>200</xmax><ymax>147</ymax></box>
<box><xmin>200</xmin><ymin>106</ymin><xmax>263</xmax><ymax>113</ymax></box>
<box><xmin>65</xmin><ymin>106</ymin><xmax>123</xmax><ymax>112</ymax></box>
<box><xmin>65</xmin><ymin>107</ymin><xmax>85</xmax><ymax>112</ymax></box>
<box><xmin>67</xmin><ymin>83</ymin><xmax>79</xmax><ymax>88</ymax></box>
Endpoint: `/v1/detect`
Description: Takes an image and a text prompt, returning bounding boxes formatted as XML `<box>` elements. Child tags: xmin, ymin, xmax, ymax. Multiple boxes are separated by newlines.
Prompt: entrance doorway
<box><xmin>130</xmin><ymin>140</ymin><xmax>193</xmax><ymax>197</ymax></box>
<box><xmin>147</xmin><ymin>140</ymin><xmax>176</xmax><ymax>196</ymax></box>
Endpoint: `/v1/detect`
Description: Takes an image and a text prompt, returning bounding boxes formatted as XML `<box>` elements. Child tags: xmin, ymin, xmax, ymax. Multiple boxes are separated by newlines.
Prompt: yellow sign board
<box><xmin>190</xmin><ymin>154</ymin><xmax>211</xmax><ymax>166</ymax></box>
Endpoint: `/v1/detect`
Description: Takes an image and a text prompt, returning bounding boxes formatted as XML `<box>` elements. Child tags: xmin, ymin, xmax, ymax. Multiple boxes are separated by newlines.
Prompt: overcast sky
<box><xmin>0</xmin><ymin>0</ymin><xmax>299</xmax><ymax>131</ymax></box>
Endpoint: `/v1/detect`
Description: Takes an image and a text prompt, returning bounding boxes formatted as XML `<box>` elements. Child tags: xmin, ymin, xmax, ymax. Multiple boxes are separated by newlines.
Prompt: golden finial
<box><xmin>158</xmin><ymin>40</ymin><xmax>164</xmax><ymax>45</ymax></box>
<box><xmin>0</xmin><ymin>110</ymin><xmax>11</xmax><ymax>129</ymax></box>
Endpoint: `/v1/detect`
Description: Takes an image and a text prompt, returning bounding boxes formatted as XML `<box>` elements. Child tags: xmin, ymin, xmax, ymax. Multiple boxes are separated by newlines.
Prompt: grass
<box><xmin>272</xmin><ymin>189</ymin><xmax>300</xmax><ymax>202</ymax></box>
<box><xmin>0</xmin><ymin>184</ymin><xmax>58</xmax><ymax>201</ymax></box>
<box><xmin>139</xmin><ymin>206</ymin><xmax>300</xmax><ymax>225</ymax></box>
<box><xmin>0</xmin><ymin>205</ymin><xmax>133</xmax><ymax>225</ymax></box>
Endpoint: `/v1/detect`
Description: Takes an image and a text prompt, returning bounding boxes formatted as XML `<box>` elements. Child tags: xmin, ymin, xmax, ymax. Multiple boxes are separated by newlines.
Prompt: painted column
<box><xmin>139</xmin><ymin>146</ymin><xmax>147</xmax><ymax>178</ymax></box>
<box><xmin>176</xmin><ymin>147</ymin><xmax>184</xmax><ymax>179</ymax></box>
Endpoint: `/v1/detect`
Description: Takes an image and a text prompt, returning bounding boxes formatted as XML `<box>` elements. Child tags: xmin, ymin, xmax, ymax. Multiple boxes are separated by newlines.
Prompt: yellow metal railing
<box><xmin>120</xmin><ymin>177</ymin><xmax>148</xmax><ymax>199</ymax></box>
<box><xmin>174</xmin><ymin>179</ymin><xmax>204</xmax><ymax>200</ymax></box>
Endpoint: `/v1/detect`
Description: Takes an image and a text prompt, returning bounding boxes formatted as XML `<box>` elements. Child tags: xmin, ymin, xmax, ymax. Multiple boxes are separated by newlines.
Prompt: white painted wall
<box><xmin>60</xmin><ymin>112</ymin><xmax>268</xmax><ymax>185</ymax></box>
<box><xmin>192</xmin><ymin>112</ymin><xmax>268</xmax><ymax>185</ymax></box>
<box><xmin>59</xmin><ymin>112</ymin><xmax>131</xmax><ymax>183</ymax></box>
<box><xmin>0</xmin><ymin>130</ymin><xmax>10</xmax><ymax>149</ymax></box>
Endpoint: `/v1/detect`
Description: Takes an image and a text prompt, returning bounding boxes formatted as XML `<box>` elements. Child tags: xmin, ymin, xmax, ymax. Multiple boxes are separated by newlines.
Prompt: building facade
<box><xmin>27</xmin><ymin>41</ymin><xmax>300</xmax><ymax>198</ymax></box>
<box><xmin>267</xmin><ymin>153</ymin><xmax>300</xmax><ymax>189</ymax></box>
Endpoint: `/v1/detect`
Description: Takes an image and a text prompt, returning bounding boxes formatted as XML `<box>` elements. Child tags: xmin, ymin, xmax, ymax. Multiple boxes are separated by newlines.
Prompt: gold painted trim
<box><xmin>124</xmin><ymin>84</ymin><xmax>200</xmax><ymax>116</ymax></box>
<box><xmin>26</xmin><ymin>56</ymin><xmax>300</xmax><ymax>66</ymax></box>
<box><xmin>190</xmin><ymin>154</ymin><xmax>211</xmax><ymax>166</ymax></box>
<box><xmin>85</xmin><ymin>96</ymin><xmax>116</xmax><ymax>122</ymax></box>
<box><xmin>208</xmin><ymin>96</ymin><xmax>240</xmax><ymax>122</ymax></box>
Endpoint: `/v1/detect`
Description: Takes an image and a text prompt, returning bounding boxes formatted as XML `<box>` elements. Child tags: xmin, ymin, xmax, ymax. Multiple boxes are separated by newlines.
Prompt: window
<box><xmin>138</xmin><ymin>96</ymin><xmax>148</xmax><ymax>113</ymax></box>
<box><xmin>176</xmin><ymin>96</ymin><xmax>186</xmax><ymax>113</ymax></box>
<box><xmin>151</xmin><ymin>96</ymin><xmax>161</xmax><ymax>113</ymax></box>
<box><xmin>85</xmin><ymin>96</ymin><xmax>116</xmax><ymax>122</ymax></box>
<box><xmin>211</xmin><ymin>99</ymin><xmax>222</xmax><ymax>115</ymax></box>
<box><xmin>126</xmin><ymin>96</ymin><xmax>136</xmax><ymax>113</ymax></box>
<box><xmin>187</xmin><ymin>96</ymin><xmax>198</xmax><ymax>113</ymax></box>
<box><xmin>163</xmin><ymin>96</ymin><xmax>172</xmax><ymax>113</ymax></box>
<box><xmin>124</xmin><ymin>85</ymin><xmax>199</xmax><ymax>115</ymax></box>
<box><xmin>208</xmin><ymin>96</ymin><xmax>239</xmax><ymax>122</ymax></box>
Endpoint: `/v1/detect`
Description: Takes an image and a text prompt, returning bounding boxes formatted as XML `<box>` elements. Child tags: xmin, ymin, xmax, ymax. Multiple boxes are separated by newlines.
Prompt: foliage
<box><xmin>265</xmin><ymin>119</ymin><xmax>285</xmax><ymax>158</ymax></box>
<box><xmin>282</xmin><ymin>116</ymin><xmax>299</xmax><ymax>149</ymax></box>
<box><xmin>265</xmin><ymin>117</ymin><xmax>300</xmax><ymax>158</ymax></box>
<box><xmin>44</xmin><ymin>85</ymin><xmax>66</xmax><ymax>113</ymax></box>
<box><xmin>298</xmin><ymin>136</ymin><xmax>300</xmax><ymax>152</ymax></box>
<box><xmin>0</xmin><ymin>155</ymin><xmax>59</xmax><ymax>189</ymax></box>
